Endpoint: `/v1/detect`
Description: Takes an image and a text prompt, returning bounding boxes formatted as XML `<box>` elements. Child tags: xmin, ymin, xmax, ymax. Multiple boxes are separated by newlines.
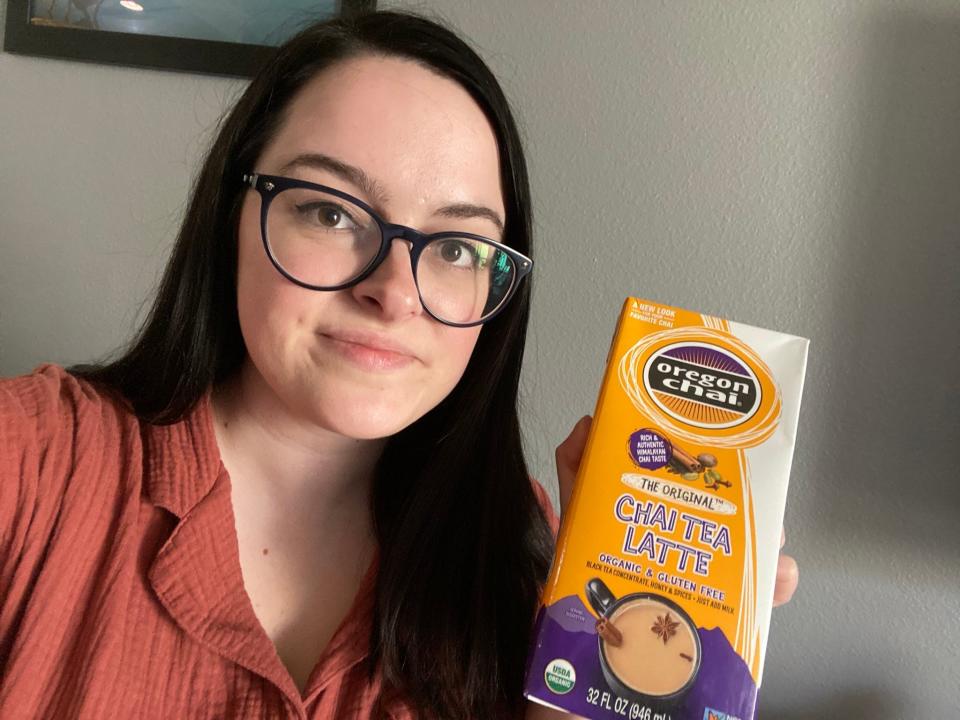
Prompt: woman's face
<box><xmin>234</xmin><ymin>54</ymin><xmax>505</xmax><ymax>439</ymax></box>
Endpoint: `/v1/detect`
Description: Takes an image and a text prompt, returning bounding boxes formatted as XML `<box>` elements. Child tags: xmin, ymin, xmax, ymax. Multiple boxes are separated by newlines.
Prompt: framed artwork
<box><xmin>2</xmin><ymin>0</ymin><xmax>377</xmax><ymax>77</ymax></box>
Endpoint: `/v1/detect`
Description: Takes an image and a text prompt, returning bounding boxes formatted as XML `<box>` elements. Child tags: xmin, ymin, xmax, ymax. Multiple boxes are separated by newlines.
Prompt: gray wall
<box><xmin>2</xmin><ymin>1</ymin><xmax>957</xmax><ymax>717</ymax></box>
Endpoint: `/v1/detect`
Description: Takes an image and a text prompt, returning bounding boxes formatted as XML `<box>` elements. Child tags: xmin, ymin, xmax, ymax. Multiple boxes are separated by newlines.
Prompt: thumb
<box><xmin>555</xmin><ymin>415</ymin><xmax>592</xmax><ymax>519</ymax></box>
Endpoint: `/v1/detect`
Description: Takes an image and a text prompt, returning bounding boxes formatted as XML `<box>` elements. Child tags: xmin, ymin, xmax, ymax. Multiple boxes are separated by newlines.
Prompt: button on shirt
<box><xmin>0</xmin><ymin>365</ymin><xmax>561</xmax><ymax>719</ymax></box>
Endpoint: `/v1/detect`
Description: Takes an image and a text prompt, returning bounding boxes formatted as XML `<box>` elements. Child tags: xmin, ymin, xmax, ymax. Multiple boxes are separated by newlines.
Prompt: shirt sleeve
<box><xmin>1</xmin><ymin>376</ymin><xmax>36</xmax><ymax>577</ymax></box>
<box><xmin>530</xmin><ymin>476</ymin><xmax>561</xmax><ymax>539</ymax></box>
<box><xmin>0</xmin><ymin>365</ymin><xmax>86</xmax><ymax>572</ymax></box>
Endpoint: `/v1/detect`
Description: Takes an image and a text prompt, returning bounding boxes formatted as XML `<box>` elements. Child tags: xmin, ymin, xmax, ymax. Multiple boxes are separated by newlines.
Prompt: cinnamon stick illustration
<box><xmin>670</xmin><ymin>446</ymin><xmax>703</xmax><ymax>473</ymax></box>
<box><xmin>596</xmin><ymin>617</ymin><xmax>623</xmax><ymax>647</ymax></box>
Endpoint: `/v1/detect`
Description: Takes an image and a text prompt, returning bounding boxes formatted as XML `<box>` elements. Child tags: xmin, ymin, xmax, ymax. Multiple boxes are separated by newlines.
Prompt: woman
<box><xmin>0</xmin><ymin>10</ymin><xmax>797</xmax><ymax>720</ymax></box>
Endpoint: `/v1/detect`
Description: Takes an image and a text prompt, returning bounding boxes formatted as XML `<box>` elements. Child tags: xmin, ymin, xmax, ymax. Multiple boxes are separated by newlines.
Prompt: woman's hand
<box><xmin>773</xmin><ymin>527</ymin><xmax>798</xmax><ymax>606</ymax></box>
<box><xmin>555</xmin><ymin>415</ymin><xmax>799</xmax><ymax>607</ymax></box>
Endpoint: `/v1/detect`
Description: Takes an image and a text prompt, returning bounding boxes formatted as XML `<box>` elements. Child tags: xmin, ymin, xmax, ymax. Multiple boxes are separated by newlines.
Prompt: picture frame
<box><xmin>2</xmin><ymin>0</ymin><xmax>377</xmax><ymax>77</ymax></box>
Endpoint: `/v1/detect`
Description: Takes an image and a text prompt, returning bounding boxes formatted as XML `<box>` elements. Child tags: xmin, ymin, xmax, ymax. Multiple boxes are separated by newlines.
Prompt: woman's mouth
<box><xmin>319</xmin><ymin>333</ymin><xmax>418</xmax><ymax>371</ymax></box>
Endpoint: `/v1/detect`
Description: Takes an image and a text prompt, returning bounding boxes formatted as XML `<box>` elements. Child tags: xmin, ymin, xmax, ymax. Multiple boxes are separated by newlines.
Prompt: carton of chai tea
<box><xmin>525</xmin><ymin>297</ymin><xmax>809</xmax><ymax>720</ymax></box>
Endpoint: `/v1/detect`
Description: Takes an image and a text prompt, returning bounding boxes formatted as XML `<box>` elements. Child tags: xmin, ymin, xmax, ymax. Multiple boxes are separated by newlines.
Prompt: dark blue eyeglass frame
<box><xmin>241</xmin><ymin>172</ymin><xmax>533</xmax><ymax>328</ymax></box>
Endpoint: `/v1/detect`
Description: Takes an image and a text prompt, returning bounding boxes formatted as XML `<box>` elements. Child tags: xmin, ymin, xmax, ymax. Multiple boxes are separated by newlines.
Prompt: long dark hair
<box><xmin>70</xmin><ymin>9</ymin><xmax>554</xmax><ymax>720</ymax></box>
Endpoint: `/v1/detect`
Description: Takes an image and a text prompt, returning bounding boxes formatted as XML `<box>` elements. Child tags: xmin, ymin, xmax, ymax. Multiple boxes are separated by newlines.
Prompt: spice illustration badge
<box><xmin>585</xmin><ymin>577</ymin><xmax>701</xmax><ymax>711</ymax></box>
<box><xmin>628</xmin><ymin>427</ymin><xmax>731</xmax><ymax>492</ymax></box>
<box><xmin>665</xmin><ymin>448</ymin><xmax>730</xmax><ymax>491</ymax></box>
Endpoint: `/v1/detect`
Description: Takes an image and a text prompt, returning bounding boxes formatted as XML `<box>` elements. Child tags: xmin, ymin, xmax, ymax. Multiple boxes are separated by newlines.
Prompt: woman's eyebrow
<box><xmin>433</xmin><ymin>203</ymin><xmax>504</xmax><ymax>235</ymax></box>
<box><xmin>278</xmin><ymin>152</ymin><xmax>504</xmax><ymax>234</ymax></box>
<box><xmin>279</xmin><ymin>152</ymin><xmax>390</xmax><ymax>206</ymax></box>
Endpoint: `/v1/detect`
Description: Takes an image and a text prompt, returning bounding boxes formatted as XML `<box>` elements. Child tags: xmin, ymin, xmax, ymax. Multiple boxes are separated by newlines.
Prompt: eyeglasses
<box><xmin>241</xmin><ymin>173</ymin><xmax>533</xmax><ymax>327</ymax></box>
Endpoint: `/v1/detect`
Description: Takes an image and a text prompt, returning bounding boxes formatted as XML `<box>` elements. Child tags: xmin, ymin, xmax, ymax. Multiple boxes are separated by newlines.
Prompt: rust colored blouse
<box><xmin>0</xmin><ymin>364</ymin><xmax>560</xmax><ymax>719</ymax></box>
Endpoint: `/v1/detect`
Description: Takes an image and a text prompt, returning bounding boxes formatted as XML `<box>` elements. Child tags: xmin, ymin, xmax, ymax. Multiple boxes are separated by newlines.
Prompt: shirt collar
<box><xmin>143</xmin><ymin>391</ymin><xmax>222</xmax><ymax>518</ymax></box>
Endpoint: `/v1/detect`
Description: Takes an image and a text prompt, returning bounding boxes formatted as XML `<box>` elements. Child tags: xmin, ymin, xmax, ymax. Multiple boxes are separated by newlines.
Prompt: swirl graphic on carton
<box><xmin>619</xmin><ymin>327</ymin><xmax>782</xmax><ymax>448</ymax></box>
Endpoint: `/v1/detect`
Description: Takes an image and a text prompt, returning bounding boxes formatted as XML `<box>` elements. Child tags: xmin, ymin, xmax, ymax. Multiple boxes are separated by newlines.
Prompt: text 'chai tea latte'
<box><xmin>524</xmin><ymin>298</ymin><xmax>809</xmax><ymax>720</ymax></box>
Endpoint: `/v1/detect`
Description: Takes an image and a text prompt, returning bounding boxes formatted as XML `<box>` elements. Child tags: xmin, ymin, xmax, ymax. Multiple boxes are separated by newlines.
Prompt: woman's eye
<box><xmin>438</xmin><ymin>240</ymin><xmax>477</xmax><ymax>267</ymax></box>
<box><xmin>297</xmin><ymin>202</ymin><xmax>356</xmax><ymax>229</ymax></box>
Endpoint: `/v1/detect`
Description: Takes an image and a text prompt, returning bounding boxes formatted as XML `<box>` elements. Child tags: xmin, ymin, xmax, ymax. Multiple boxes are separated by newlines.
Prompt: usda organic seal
<box><xmin>544</xmin><ymin>659</ymin><xmax>576</xmax><ymax>694</ymax></box>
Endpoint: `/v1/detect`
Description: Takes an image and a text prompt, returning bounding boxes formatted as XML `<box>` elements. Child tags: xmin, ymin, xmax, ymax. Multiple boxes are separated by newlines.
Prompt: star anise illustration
<box><xmin>651</xmin><ymin>612</ymin><xmax>680</xmax><ymax>644</ymax></box>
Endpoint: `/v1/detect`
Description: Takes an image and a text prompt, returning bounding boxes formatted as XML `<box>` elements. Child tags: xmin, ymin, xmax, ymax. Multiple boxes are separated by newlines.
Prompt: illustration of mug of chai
<box><xmin>585</xmin><ymin>578</ymin><xmax>702</xmax><ymax>709</ymax></box>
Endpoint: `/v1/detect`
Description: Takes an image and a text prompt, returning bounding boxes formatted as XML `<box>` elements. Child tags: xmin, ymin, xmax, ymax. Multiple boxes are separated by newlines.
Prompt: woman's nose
<box><xmin>349</xmin><ymin>239</ymin><xmax>423</xmax><ymax>322</ymax></box>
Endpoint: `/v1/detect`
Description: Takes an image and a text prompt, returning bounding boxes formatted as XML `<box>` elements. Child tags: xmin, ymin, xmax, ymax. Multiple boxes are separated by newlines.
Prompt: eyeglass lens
<box><xmin>265</xmin><ymin>186</ymin><xmax>516</xmax><ymax>325</ymax></box>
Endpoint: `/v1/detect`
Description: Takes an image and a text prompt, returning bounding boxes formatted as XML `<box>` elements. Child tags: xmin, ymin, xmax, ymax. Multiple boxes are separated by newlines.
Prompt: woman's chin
<box><xmin>308</xmin><ymin>396</ymin><xmax>419</xmax><ymax>440</ymax></box>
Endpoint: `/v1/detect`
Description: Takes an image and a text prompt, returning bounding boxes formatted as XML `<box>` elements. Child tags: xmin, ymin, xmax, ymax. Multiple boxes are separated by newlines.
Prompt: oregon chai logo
<box><xmin>619</xmin><ymin>327</ymin><xmax>781</xmax><ymax>448</ymax></box>
<box><xmin>642</xmin><ymin>342</ymin><xmax>761</xmax><ymax>429</ymax></box>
